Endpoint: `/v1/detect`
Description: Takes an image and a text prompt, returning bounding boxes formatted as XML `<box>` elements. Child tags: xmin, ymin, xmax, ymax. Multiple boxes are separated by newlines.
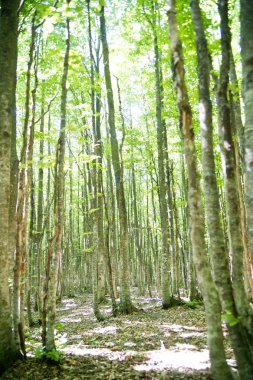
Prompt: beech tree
<box><xmin>100</xmin><ymin>3</ymin><xmax>136</xmax><ymax>314</ymax></box>
<box><xmin>1</xmin><ymin>1</ymin><xmax>253</xmax><ymax>378</ymax></box>
<box><xmin>0</xmin><ymin>0</ymin><xmax>20</xmax><ymax>373</ymax></box>
<box><xmin>42</xmin><ymin>0</ymin><xmax>71</xmax><ymax>351</ymax></box>
<box><xmin>167</xmin><ymin>1</ymin><xmax>233</xmax><ymax>378</ymax></box>
<box><xmin>241</xmin><ymin>0</ymin><xmax>253</xmax><ymax>269</ymax></box>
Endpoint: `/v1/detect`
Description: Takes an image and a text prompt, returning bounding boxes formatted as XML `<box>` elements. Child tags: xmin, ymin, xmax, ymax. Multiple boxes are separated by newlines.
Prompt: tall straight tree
<box><xmin>0</xmin><ymin>0</ymin><xmax>20</xmax><ymax>373</ymax></box>
<box><xmin>13</xmin><ymin>12</ymin><xmax>37</xmax><ymax>355</ymax></box>
<box><xmin>191</xmin><ymin>1</ymin><xmax>253</xmax><ymax>377</ymax></box>
<box><xmin>240</xmin><ymin>0</ymin><xmax>253</xmax><ymax>267</ymax></box>
<box><xmin>167</xmin><ymin>0</ymin><xmax>233</xmax><ymax>378</ymax></box>
<box><xmin>218</xmin><ymin>0</ymin><xmax>253</xmax><ymax>342</ymax></box>
<box><xmin>42</xmin><ymin>0</ymin><xmax>71</xmax><ymax>351</ymax></box>
<box><xmin>100</xmin><ymin>4</ymin><xmax>136</xmax><ymax>313</ymax></box>
<box><xmin>152</xmin><ymin>0</ymin><xmax>172</xmax><ymax>308</ymax></box>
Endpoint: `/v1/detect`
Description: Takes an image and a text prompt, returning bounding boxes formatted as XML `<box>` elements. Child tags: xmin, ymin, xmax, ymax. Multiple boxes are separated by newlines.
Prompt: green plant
<box><xmin>222</xmin><ymin>310</ymin><xmax>241</xmax><ymax>327</ymax></box>
<box><xmin>184</xmin><ymin>299</ymin><xmax>201</xmax><ymax>309</ymax></box>
<box><xmin>35</xmin><ymin>347</ymin><xmax>62</xmax><ymax>363</ymax></box>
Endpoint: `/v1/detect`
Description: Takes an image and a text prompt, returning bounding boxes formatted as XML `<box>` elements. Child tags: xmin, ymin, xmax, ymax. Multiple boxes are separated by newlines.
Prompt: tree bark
<box><xmin>167</xmin><ymin>1</ymin><xmax>233</xmax><ymax>378</ymax></box>
<box><xmin>100</xmin><ymin>5</ymin><xmax>136</xmax><ymax>313</ymax></box>
<box><xmin>240</xmin><ymin>0</ymin><xmax>253</xmax><ymax>264</ymax></box>
<box><xmin>217</xmin><ymin>0</ymin><xmax>253</xmax><ymax>342</ymax></box>
<box><xmin>42</xmin><ymin>2</ymin><xmax>71</xmax><ymax>351</ymax></box>
<box><xmin>0</xmin><ymin>0</ymin><xmax>20</xmax><ymax>373</ymax></box>
<box><xmin>153</xmin><ymin>27</ymin><xmax>172</xmax><ymax>308</ymax></box>
<box><xmin>191</xmin><ymin>1</ymin><xmax>253</xmax><ymax>377</ymax></box>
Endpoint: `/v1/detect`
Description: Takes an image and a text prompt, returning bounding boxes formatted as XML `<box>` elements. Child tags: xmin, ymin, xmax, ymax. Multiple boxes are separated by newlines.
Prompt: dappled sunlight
<box><xmin>93</xmin><ymin>325</ymin><xmax>118</xmax><ymax>334</ymax></box>
<box><xmin>134</xmin><ymin>346</ymin><xmax>210</xmax><ymax>372</ymax></box>
<box><xmin>57</xmin><ymin>299</ymin><xmax>78</xmax><ymax>311</ymax></box>
<box><xmin>62</xmin><ymin>344</ymin><xmax>138</xmax><ymax>361</ymax></box>
<box><xmin>123</xmin><ymin>320</ymin><xmax>144</xmax><ymax>325</ymax></box>
<box><xmin>180</xmin><ymin>331</ymin><xmax>205</xmax><ymax>339</ymax></box>
<box><xmin>160</xmin><ymin>323</ymin><xmax>184</xmax><ymax>333</ymax></box>
<box><xmin>59</xmin><ymin>316</ymin><xmax>82</xmax><ymax>323</ymax></box>
<box><xmin>61</xmin><ymin>339</ymin><xmax>211</xmax><ymax>374</ymax></box>
<box><xmin>160</xmin><ymin>323</ymin><xmax>206</xmax><ymax>336</ymax></box>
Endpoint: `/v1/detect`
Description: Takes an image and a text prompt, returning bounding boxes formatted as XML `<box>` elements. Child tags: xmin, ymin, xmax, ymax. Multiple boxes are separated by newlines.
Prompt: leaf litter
<box><xmin>1</xmin><ymin>292</ymin><xmax>235</xmax><ymax>379</ymax></box>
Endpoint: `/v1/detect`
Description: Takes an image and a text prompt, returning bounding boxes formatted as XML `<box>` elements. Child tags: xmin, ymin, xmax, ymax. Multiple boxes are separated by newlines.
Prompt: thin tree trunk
<box><xmin>13</xmin><ymin>12</ymin><xmax>36</xmax><ymax>357</ymax></box>
<box><xmin>167</xmin><ymin>1</ymin><xmax>233</xmax><ymax>378</ymax></box>
<box><xmin>217</xmin><ymin>0</ymin><xmax>253</xmax><ymax>341</ymax></box>
<box><xmin>42</xmin><ymin>3</ymin><xmax>71</xmax><ymax>351</ymax></box>
<box><xmin>100</xmin><ymin>5</ymin><xmax>136</xmax><ymax>313</ymax></box>
<box><xmin>240</xmin><ymin>0</ymin><xmax>253</xmax><ymax>264</ymax></box>
<box><xmin>153</xmin><ymin>29</ymin><xmax>172</xmax><ymax>308</ymax></box>
<box><xmin>0</xmin><ymin>0</ymin><xmax>20</xmax><ymax>372</ymax></box>
<box><xmin>191</xmin><ymin>1</ymin><xmax>253</xmax><ymax>377</ymax></box>
<box><xmin>35</xmin><ymin>79</ymin><xmax>45</xmax><ymax>314</ymax></box>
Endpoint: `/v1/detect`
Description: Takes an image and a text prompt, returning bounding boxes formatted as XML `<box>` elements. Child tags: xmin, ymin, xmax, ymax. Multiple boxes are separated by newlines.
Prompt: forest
<box><xmin>1</xmin><ymin>0</ymin><xmax>253</xmax><ymax>379</ymax></box>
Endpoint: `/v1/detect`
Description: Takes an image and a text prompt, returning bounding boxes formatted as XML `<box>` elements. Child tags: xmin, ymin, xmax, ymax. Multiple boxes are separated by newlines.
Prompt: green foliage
<box><xmin>55</xmin><ymin>322</ymin><xmax>64</xmax><ymax>332</ymax></box>
<box><xmin>35</xmin><ymin>347</ymin><xmax>62</xmax><ymax>363</ymax></box>
<box><xmin>222</xmin><ymin>310</ymin><xmax>241</xmax><ymax>327</ymax></box>
<box><xmin>184</xmin><ymin>299</ymin><xmax>202</xmax><ymax>309</ymax></box>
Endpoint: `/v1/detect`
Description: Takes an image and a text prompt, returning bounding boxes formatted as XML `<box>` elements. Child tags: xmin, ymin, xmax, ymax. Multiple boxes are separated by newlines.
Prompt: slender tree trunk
<box><xmin>153</xmin><ymin>28</ymin><xmax>172</xmax><ymax>308</ymax></box>
<box><xmin>42</xmin><ymin>3</ymin><xmax>71</xmax><ymax>351</ymax></box>
<box><xmin>240</xmin><ymin>0</ymin><xmax>253</xmax><ymax>264</ymax></box>
<box><xmin>27</xmin><ymin>172</ymin><xmax>36</xmax><ymax>327</ymax></box>
<box><xmin>100</xmin><ymin>5</ymin><xmax>136</xmax><ymax>313</ymax></box>
<box><xmin>191</xmin><ymin>1</ymin><xmax>253</xmax><ymax>377</ymax></box>
<box><xmin>0</xmin><ymin>0</ymin><xmax>20</xmax><ymax>372</ymax></box>
<box><xmin>13</xmin><ymin>12</ymin><xmax>36</xmax><ymax>357</ymax></box>
<box><xmin>218</xmin><ymin>0</ymin><xmax>253</xmax><ymax>341</ymax></box>
<box><xmin>167</xmin><ymin>1</ymin><xmax>233</xmax><ymax>378</ymax></box>
<box><xmin>35</xmin><ymin>79</ymin><xmax>45</xmax><ymax>314</ymax></box>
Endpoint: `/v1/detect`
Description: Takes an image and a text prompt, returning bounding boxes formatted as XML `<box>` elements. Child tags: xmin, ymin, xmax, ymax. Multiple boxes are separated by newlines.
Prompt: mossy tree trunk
<box><xmin>241</xmin><ymin>0</ymin><xmax>253</xmax><ymax>276</ymax></box>
<box><xmin>167</xmin><ymin>1</ymin><xmax>233</xmax><ymax>378</ymax></box>
<box><xmin>191</xmin><ymin>1</ymin><xmax>253</xmax><ymax>377</ymax></box>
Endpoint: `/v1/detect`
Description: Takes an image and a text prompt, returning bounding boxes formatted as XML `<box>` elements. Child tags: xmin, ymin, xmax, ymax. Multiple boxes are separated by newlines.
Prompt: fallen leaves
<box><xmin>2</xmin><ymin>294</ymin><xmax>230</xmax><ymax>379</ymax></box>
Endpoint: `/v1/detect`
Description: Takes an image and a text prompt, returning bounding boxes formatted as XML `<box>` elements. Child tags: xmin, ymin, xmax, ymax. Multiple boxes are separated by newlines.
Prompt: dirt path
<box><xmin>2</xmin><ymin>294</ymin><xmax>233</xmax><ymax>379</ymax></box>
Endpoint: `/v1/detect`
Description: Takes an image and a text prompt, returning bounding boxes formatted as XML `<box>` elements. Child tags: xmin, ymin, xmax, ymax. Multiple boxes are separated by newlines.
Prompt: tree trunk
<box><xmin>167</xmin><ymin>1</ymin><xmax>233</xmax><ymax>378</ymax></box>
<box><xmin>42</xmin><ymin>3</ymin><xmax>71</xmax><ymax>351</ymax></box>
<box><xmin>218</xmin><ymin>0</ymin><xmax>253</xmax><ymax>342</ymax></box>
<box><xmin>13</xmin><ymin>13</ymin><xmax>36</xmax><ymax>356</ymax></box>
<box><xmin>0</xmin><ymin>0</ymin><xmax>20</xmax><ymax>373</ymax></box>
<box><xmin>153</xmin><ymin>28</ymin><xmax>172</xmax><ymax>308</ymax></box>
<box><xmin>191</xmin><ymin>1</ymin><xmax>253</xmax><ymax>377</ymax></box>
<box><xmin>100</xmin><ymin>5</ymin><xmax>136</xmax><ymax>313</ymax></box>
<box><xmin>240</xmin><ymin>0</ymin><xmax>253</xmax><ymax>264</ymax></box>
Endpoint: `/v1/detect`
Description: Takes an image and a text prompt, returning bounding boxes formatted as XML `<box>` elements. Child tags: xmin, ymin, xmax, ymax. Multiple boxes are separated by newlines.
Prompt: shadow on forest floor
<box><xmin>1</xmin><ymin>291</ymin><xmax>235</xmax><ymax>379</ymax></box>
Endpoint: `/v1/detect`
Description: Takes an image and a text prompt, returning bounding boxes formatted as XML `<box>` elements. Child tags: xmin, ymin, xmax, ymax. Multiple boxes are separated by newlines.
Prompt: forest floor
<box><xmin>1</xmin><ymin>291</ymin><xmax>235</xmax><ymax>380</ymax></box>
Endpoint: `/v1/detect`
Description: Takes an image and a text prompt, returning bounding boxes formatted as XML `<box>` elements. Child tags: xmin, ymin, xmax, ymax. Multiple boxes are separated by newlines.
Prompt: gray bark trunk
<box><xmin>167</xmin><ymin>1</ymin><xmax>233</xmax><ymax>378</ymax></box>
<box><xmin>100</xmin><ymin>5</ymin><xmax>136</xmax><ymax>313</ymax></box>
<box><xmin>191</xmin><ymin>1</ymin><xmax>253</xmax><ymax>377</ymax></box>
<box><xmin>0</xmin><ymin>0</ymin><xmax>20</xmax><ymax>372</ymax></box>
<box><xmin>42</xmin><ymin>5</ymin><xmax>71</xmax><ymax>351</ymax></box>
<box><xmin>241</xmin><ymin>0</ymin><xmax>253</xmax><ymax>263</ymax></box>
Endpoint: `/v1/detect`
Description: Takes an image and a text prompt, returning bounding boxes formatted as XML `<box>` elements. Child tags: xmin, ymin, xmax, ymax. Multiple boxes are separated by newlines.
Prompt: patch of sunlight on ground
<box><xmin>62</xmin><ymin>345</ymin><xmax>137</xmax><ymax>361</ymax></box>
<box><xmin>93</xmin><ymin>326</ymin><xmax>118</xmax><ymax>334</ymax></box>
<box><xmin>123</xmin><ymin>320</ymin><xmax>144</xmax><ymax>325</ymax></box>
<box><xmin>134</xmin><ymin>345</ymin><xmax>210</xmax><ymax>372</ymax></box>
<box><xmin>58</xmin><ymin>299</ymin><xmax>78</xmax><ymax>311</ymax></box>
<box><xmin>59</xmin><ymin>316</ymin><xmax>82</xmax><ymax>323</ymax></box>
<box><xmin>160</xmin><ymin>323</ymin><xmax>185</xmax><ymax>333</ymax></box>
<box><xmin>62</xmin><ymin>342</ymin><xmax>214</xmax><ymax>372</ymax></box>
<box><xmin>160</xmin><ymin>323</ymin><xmax>206</xmax><ymax>336</ymax></box>
<box><xmin>179</xmin><ymin>332</ymin><xmax>205</xmax><ymax>338</ymax></box>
